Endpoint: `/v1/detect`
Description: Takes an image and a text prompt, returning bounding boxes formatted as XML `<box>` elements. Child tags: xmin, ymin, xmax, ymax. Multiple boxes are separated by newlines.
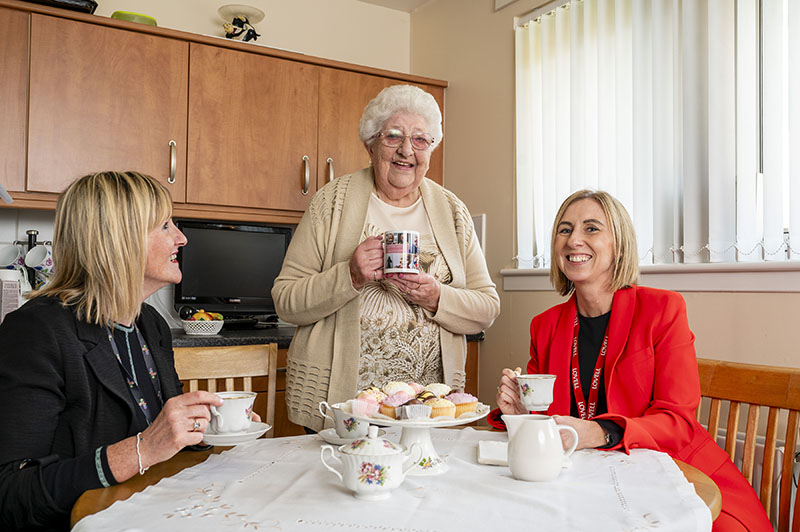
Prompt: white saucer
<box><xmin>202</xmin><ymin>421</ymin><xmax>271</xmax><ymax>446</ymax></box>
<box><xmin>318</xmin><ymin>427</ymin><xmax>385</xmax><ymax>446</ymax></box>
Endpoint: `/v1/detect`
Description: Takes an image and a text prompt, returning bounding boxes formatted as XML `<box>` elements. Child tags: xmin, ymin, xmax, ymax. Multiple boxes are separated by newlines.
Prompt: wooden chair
<box><xmin>174</xmin><ymin>344</ymin><xmax>278</xmax><ymax>436</ymax></box>
<box><xmin>696</xmin><ymin>358</ymin><xmax>800</xmax><ymax>532</ymax></box>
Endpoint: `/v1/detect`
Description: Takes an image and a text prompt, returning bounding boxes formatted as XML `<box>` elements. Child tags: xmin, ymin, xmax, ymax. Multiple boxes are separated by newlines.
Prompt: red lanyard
<box><xmin>570</xmin><ymin>311</ymin><xmax>609</xmax><ymax>420</ymax></box>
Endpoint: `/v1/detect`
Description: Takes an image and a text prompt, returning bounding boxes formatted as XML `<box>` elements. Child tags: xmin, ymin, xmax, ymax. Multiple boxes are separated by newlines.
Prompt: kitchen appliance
<box><xmin>173</xmin><ymin>220</ymin><xmax>292</xmax><ymax>324</ymax></box>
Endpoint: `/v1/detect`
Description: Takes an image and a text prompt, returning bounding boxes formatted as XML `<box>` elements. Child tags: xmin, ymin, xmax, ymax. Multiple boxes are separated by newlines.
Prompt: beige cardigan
<box><xmin>272</xmin><ymin>168</ymin><xmax>500</xmax><ymax>430</ymax></box>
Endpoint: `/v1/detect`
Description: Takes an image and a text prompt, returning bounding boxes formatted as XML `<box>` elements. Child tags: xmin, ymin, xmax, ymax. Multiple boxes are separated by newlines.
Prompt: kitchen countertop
<box><xmin>171</xmin><ymin>326</ymin><xmax>484</xmax><ymax>348</ymax></box>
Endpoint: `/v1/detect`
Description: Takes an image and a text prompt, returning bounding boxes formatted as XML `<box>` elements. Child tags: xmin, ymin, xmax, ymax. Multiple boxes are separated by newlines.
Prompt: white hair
<box><xmin>358</xmin><ymin>84</ymin><xmax>443</xmax><ymax>150</ymax></box>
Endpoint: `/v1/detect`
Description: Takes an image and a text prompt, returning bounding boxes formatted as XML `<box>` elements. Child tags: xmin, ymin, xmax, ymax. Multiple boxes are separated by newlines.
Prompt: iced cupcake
<box><xmin>424</xmin><ymin>397</ymin><xmax>456</xmax><ymax>418</ymax></box>
<box><xmin>379</xmin><ymin>391</ymin><xmax>413</xmax><ymax>419</ymax></box>
<box><xmin>408</xmin><ymin>382</ymin><xmax>425</xmax><ymax>395</ymax></box>
<box><xmin>399</xmin><ymin>399</ymin><xmax>432</xmax><ymax>420</ymax></box>
<box><xmin>416</xmin><ymin>390</ymin><xmax>436</xmax><ymax>402</ymax></box>
<box><xmin>357</xmin><ymin>386</ymin><xmax>387</xmax><ymax>404</ymax></box>
<box><xmin>444</xmin><ymin>392</ymin><xmax>478</xmax><ymax>417</ymax></box>
<box><xmin>424</xmin><ymin>383</ymin><xmax>451</xmax><ymax>398</ymax></box>
<box><xmin>383</xmin><ymin>381</ymin><xmax>416</xmax><ymax>397</ymax></box>
<box><xmin>351</xmin><ymin>396</ymin><xmax>379</xmax><ymax>417</ymax></box>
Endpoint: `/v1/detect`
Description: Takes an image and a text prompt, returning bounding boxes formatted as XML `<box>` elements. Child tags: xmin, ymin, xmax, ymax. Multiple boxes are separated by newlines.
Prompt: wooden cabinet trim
<box><xmin>0</xmin><ymin>0</ymin><xmax>447</xmax><ymax>87</ymax></box>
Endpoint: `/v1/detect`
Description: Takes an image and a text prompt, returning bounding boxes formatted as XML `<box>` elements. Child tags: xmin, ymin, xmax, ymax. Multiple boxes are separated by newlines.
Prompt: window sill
<box><xmin>500</xmin><ymin>262</ymin><xmax>800</xmax><ymax>293</ymax></box>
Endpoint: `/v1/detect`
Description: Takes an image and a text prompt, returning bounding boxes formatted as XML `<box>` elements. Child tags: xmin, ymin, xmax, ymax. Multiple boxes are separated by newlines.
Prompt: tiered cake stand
<box><xmin>350</xmin><ymin>403</ymin><xmax>490</xmax><ymax>476</ymax></box>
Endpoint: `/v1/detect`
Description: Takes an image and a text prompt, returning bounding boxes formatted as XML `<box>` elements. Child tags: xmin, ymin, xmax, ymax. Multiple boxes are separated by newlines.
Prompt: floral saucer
<box><xmin>202</xmin><ymin>422</ymin><xmax>271</xmax><ymax>446</ymax></box>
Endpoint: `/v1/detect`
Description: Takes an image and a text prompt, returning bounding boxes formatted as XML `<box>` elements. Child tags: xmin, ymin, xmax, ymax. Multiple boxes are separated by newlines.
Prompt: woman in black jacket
<box><xmin>0</xmin><ymin>171</ymin><xmax>222</xmax><ymax>530</ymax></box>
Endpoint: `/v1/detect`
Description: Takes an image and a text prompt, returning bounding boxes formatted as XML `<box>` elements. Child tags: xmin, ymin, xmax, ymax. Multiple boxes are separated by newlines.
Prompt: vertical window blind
<box><xmin>514</xmin><ymin>0</ymin><xmax>799</xmax><ymax>269</ymax></box>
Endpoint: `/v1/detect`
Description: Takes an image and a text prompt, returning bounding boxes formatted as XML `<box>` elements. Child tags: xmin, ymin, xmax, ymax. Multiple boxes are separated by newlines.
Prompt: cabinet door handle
<box><xmin>302</xmin><ymin>155</ymin><xmax>310</xmax><ymax>195</ymax></box>
<box><xmin>168</xmin><ymin>140</ymin><xmax>177</xmax><ymax>184</ymax></box>
<box><xmin>326</xmin><ymin>157</ymin><xmax>334</xmax><ymax>182</ymax></box>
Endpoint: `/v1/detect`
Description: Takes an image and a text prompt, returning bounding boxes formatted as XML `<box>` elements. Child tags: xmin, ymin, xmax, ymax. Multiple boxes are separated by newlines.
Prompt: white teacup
<box><xmin>209</xmin><ymin>391</ymin><xmax>256</xmax><ymax>434</ymax></box>
<box><xmin>0</xmin><ymin>245</ymin><xmax>25</xmax><ymax>270</ymax></box>
<box><xmin>517</xmin><ymin>374</ymin><xmax>556</xmax><ymax>412</ymax></box>
<box><xmin>319</xmin><ymin>400</ymin><xmax>368</xmax><ymax>439</ymax></box>
<box><xmin>24</xmin><ymin>245</ymin><xmax>54</xmax><ymax>274</ymax></box>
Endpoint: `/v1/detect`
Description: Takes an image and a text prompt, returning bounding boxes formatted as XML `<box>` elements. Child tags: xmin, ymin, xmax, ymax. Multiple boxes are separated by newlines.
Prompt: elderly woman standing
<box><xmin>0</xmin><ymin>172</ymin><xmax>222</xmax><ymax>531</ymax></box>
<box><xmin>273</xmin><ymin>84</ymin><xmax>500</xmax><ymax>431</ymax></box>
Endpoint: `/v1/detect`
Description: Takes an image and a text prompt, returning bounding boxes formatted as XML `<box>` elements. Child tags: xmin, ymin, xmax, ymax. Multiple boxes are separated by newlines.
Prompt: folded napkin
<box><xmin>478</xmin><ymin>440</ymin><xmax>508</xmax><ymax>466</ymax></box>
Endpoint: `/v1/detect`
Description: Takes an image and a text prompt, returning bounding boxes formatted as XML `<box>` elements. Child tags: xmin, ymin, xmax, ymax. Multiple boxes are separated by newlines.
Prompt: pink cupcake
<box><xmin>408</xmin><ymin>382</ymin><xmax>425</xmax><ymax>395</ymax></box>
<box><xmin>351</xmin><ymin>397</ymin><xmax>379</xmax><ymax>417</ymax></box>
<box><xmin>379</xmin><ymin>391</ymin><xmax>413</xmax><ymax>419</ymax></box>
<box><xmin>444</xmin><ymin>392</ymin><xmax>478</xmax><ymax>417</ymax></box>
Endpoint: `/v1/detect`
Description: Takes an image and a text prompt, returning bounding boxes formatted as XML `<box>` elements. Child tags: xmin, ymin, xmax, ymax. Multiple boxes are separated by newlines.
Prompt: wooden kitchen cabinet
<box><xmin>1</xmin><ymin>0</ymin><xmax>446</xmax><ymax>219</ymax></box>
<box><xmin>26</xmin><ymin>14</ymin><xmax>189</xmax><ymax>199</ymax></box>
<box><xmin>317</xmin><ymin>68</ymin><xmax>393</xmax><ymax>190</ymax></box>
<box><xmin>0</xmin><ymin>7</ymin><xmax>28</xmax><ymax>193</ymax></box>
<box><xmin>317</xmin><ymin>68</ymin><xmax>444</xmax><ymax>189</ymax></box>
<box><xmin>187</xmin><ymin>43</ymin><xmax>319</xmax><ymax>211</ymax></box>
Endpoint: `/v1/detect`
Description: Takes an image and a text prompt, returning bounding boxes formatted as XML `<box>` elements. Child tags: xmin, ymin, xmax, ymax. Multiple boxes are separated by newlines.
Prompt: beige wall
<box><xmin>410</xmin><ymin>0</ymin><xmax>800</xmax><ymax>405</ymax></box>
<box><xmin>94</xmin><ymin>0</ymin><xmax>411</xmax><ymax>73</ymax></box>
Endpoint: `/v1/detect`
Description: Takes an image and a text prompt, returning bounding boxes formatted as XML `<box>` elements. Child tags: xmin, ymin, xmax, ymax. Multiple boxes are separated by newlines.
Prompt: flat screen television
<box><xmin>174</xmin><ymin>220</ymin><xmax>292</xmax><ymax>320</ymax></box>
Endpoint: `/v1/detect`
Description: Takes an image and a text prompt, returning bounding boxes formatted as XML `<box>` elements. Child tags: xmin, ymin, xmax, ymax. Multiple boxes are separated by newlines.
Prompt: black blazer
<box><xmin>0</xmin><ymin>297</ymin><xmax>182</xmax><ymax>530</ymax></box>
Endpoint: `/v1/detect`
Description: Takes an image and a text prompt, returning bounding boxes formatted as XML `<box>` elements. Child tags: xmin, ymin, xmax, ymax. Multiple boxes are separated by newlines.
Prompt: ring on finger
<box><xmin>192</xmin><ymin>419</ymin><xmax>201</xmax><ymax>432</ymax></box>
<box><xmin>373</xmin><ymin>270</ymin><xmax>377</xmax><ymax>282</ymax></box>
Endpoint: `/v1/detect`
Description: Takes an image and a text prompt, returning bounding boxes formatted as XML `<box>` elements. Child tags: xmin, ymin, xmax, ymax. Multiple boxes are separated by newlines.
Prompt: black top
<box><xmin>570</xmin><ymin>311</ymin><xmax>624</xmax><ymax>447</ymax></box>
<box><xmin>111</xmin><ymin>325</ymin><xmax>164</xmax><ymax>426</ymax></box>
<box><xmin>0</xmin><ymin>297</ymin><xmax>182</xmax><ymax>531</ymax></box>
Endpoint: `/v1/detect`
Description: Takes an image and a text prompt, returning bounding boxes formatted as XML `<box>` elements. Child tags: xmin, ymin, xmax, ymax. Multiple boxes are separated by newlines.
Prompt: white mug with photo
<box><xmin>383</xmin><ymin>230</ymin><xmax>420</xmax><ymax>274</ymax></box>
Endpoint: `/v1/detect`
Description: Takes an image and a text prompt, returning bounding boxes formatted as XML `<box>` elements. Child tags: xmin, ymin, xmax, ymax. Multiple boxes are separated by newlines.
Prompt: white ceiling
<box><xmin>357</xmin><ymin>0</ymin><xmax>432</xmax><ymax>13</ymax></box>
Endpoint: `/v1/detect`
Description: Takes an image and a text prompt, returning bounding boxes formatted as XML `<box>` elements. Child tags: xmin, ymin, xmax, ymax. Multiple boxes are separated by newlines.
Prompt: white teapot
<box><xmin>320</xmin><ymin>425</ymin><xmax>421</xmax><ymax>500</ymax></box>
<box><xmin>502</xmin><ymin>414</ymin><xmax>578</xmax><ymax>482</ymax></box>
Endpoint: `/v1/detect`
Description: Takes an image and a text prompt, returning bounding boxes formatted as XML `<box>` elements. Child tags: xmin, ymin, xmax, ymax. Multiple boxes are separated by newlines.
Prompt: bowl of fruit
<box><xmin>181</xmin><ymin>309</ymin><xmax>224</xmax><ymax>335</ymax></box>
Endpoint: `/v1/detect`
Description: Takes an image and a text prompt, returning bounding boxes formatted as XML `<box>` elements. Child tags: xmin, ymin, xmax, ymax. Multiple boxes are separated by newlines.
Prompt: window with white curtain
<box><xmin>514</xmin><ymin>0</ymin><xmax>800</xmax><ymax>270</ymax></box>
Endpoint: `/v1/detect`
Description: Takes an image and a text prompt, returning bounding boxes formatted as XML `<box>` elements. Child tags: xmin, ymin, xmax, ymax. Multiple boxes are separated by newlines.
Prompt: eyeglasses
<box><xmin>373</xmin><ymin>129</ymin><xmax>435</xmax><ymax>151</ymax></box>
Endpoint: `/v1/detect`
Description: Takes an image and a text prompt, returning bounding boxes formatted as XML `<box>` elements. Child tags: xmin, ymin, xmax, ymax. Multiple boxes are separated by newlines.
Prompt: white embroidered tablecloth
<box><xmin>72</xmin><ymin>427</ymin><xmax>712</xmax><ymax>532</ymax></box>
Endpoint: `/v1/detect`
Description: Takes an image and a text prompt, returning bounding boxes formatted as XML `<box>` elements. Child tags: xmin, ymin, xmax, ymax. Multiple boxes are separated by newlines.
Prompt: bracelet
<box><xmin>135</xmin><ymin>432</ymin><xmax>149</xmax><ymax>475</ymax></box>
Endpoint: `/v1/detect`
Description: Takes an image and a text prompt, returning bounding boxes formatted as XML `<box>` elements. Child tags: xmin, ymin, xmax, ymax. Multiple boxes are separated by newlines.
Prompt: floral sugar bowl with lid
<box><xmin>320</xmin><ymin>425</ymin><xmax>421</xmax><ymax>500</ymax></box>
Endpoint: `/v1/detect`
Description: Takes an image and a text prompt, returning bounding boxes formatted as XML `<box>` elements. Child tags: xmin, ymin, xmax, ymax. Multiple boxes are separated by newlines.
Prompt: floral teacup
<box><xmin>319</xmin><ymin>400</ymin><xmax>368</xmax><ymax>439</ymax></box>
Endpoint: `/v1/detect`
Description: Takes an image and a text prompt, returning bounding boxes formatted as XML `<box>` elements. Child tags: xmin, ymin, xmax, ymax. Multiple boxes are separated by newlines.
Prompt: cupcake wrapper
<box><xmin>400</xmin><ymin>404</ymin><xmax>432</xmax><ymax>420</ymax></box>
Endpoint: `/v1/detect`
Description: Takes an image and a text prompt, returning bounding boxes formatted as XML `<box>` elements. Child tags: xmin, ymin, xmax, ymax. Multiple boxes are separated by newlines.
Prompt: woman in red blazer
<box><xmin>490</xmin><ymin>190</ymin><xmax>771</xmax><ymax>532</ymax></box>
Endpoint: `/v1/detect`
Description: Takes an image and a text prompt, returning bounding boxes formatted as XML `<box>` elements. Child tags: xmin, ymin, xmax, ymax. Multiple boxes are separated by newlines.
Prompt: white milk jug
<box><xmin>502</xmin><ymin>414</ymin><xmax>578</xmax><ymax>482</ymax></box>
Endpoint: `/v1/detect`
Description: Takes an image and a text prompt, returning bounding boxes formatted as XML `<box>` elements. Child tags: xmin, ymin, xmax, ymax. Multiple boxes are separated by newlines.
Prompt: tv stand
<box><xmin>222</xmin><ymin>317</ymin><xmax>259</xmax><ymax>330</ymax></box>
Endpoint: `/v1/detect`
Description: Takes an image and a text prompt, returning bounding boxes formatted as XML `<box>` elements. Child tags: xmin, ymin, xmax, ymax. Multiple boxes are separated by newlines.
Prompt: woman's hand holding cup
<box><xmin>497</xmin><ymin>368</ymin><xmax>528</xmax><ymax>415</ymax></box>
<box><xmin>138</xmin><ymin>391</ymin><xmax>222</xmax><ymax>467</ymax></box>
<box><xmin>387</xmin><ymin>271</ymin><xmax>440</xmax><ymax>313</ymax></box>
<box><xmin>349</xmin><ymin>236</ymin><xmax>384</xmax><ymax>290</ymax></box>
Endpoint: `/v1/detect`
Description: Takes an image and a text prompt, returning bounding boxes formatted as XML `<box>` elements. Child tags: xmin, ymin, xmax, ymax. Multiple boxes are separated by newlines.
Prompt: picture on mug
<box><xmin>383</xmin><ymin>230</ymin><xmax>420</xmax><ymax>274</ymax></box>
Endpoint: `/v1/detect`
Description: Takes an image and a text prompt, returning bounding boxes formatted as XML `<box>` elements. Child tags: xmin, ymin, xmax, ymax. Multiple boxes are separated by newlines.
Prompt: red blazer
<box><xmin>490</xmin><ymin>286</ymin><xmax>771</xmax><ymax>531</ymax></box>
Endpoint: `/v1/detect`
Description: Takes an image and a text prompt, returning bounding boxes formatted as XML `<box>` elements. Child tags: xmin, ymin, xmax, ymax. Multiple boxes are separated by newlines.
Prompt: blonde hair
<box><xmin>34</xmin><ymin>171</ymin><xmax>173</xmax><ymax>325</ymax></box>
<box><xmin>549</xmin><ymin>189</ymin><xmax>639</xmax><ymax>296</ymax></box>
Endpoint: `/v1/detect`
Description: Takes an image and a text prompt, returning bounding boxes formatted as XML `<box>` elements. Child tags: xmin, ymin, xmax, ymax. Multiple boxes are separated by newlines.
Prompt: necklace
<box><xmin>113</xmin><ymin>322</ymin><xmax>138</xmax><ymax>386</ymax></box>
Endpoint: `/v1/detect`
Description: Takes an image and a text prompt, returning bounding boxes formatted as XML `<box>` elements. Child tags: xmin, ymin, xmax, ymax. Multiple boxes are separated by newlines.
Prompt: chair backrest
<box><xmin>696</xmin><ymin>358</ymin><xmax>800</xmax><ymax>532</ymax></box>
<box><xmin>174</xmin><ymin>344</ymin><xmax>277</xmax><ymax>436</ymax></box>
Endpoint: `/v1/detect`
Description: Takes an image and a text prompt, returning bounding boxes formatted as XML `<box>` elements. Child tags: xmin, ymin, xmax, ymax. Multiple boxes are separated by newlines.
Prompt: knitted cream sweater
<box><xmin>272</xmin><ymin>168</ymin><xmax>500</xmax><ymax>430</ymax></box>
